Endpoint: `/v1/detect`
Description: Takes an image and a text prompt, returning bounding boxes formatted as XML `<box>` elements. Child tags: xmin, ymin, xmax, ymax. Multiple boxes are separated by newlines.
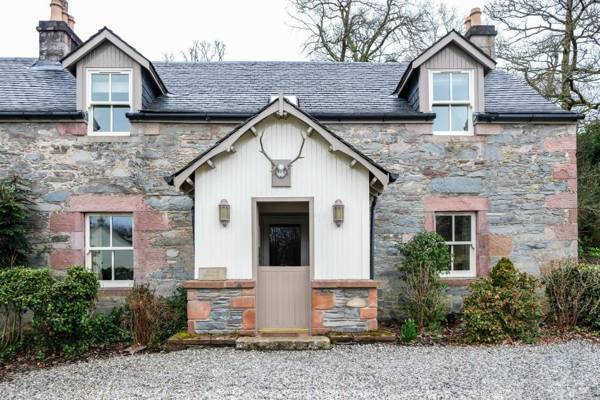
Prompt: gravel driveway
<box><xmin>1</xmin><ymin>341</ymin><xmax>598</xmax><ymax>399</ymax></box>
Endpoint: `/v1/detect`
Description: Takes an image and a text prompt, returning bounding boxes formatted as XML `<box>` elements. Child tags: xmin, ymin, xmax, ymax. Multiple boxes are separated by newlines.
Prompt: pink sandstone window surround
<box><xmin>424</xmin><ymin>196</ymin><xmax>490</xmax><ymax>285</ymax></box>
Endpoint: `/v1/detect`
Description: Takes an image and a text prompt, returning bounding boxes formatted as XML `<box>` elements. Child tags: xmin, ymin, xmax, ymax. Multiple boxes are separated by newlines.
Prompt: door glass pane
<box><xmin>112</xmin><ymin>216</ymin><xmax>132</xmax><ymax>247</ymax></box>
<box><xmin>111</xmin><ymin>74</ymin><xmax>129</xmax><ymax>102</ymax></box>
<box><xmin>92</xmin><ymin>106</ymin><xmax>111</xmax><ymax>132</ymax></box>
<box><xmin>451</xmin><ymin>105</ymin><xmax>469</xmax><ymax>131</ymax></box>
<box><xmin>432</xmin><ymin>73</ymin><xmax>450</xmax><ymax>101</ymax></box>
<box><xmin>269</xmin><ymin>224</ymin><xmax>301</xmax><ymax>266</ymax></box>
<box><xmin>114</xmin><ymin>250</ymin><xmax>133</xmax><ymax>280</ymax></box>
<box><xmin>455</xmin><ymin>215</ymin><xmax>472</xmax><ymax>241</ymax></box>
<box><xmin>452</xmin><ymin>73</ymin><xmax>470</xmax><ymax>101</ymax></box>
<box><xmin>89</xmin><ymin>215</ymin><xmax>110</xmax><ymax>247</ymax></box>
<box><xmin>91</xmin><ymin>73</ymin><xmax>109</xmax><ymax>101</ymax></box>
<box><xmin>91</xmin><ymin>250</ymin><xmax>112</xmax><ymax>280</ymax></box>
<box><xmin>453</xmin><ymin>244</ymin><xmax>471</xmax><ymax>271</ymax></box>
<box><xmin>112</xmin><ymin>106</ymin><xmax>130</xmax><ymax>132</ymax></box>
<box><xmin>432</xmin><ymin>106</ymin><xmax>450</xmax><ymax>132</ymax></box>
<box><xmin>435</xmin><ymin>215</ymin><xmax>452</xmax><ymax>241</ymax></box>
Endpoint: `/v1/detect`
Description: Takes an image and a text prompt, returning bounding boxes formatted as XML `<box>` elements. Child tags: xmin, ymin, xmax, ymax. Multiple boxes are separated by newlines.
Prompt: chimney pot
<box><xmin>37</xmin><ymin>0</ymin><xmax>81</xmax><ymax>61</ymax></box>
<box><xmin>68</xmin><ymin>14</ymin><xmax>75</xmax><ymax>29</ymax></box>
<box><xmin>464</xmin><ymin>6</ymin><xmax>497</xmax><ymax>59</ymax></box>
<box><xmin>469</xmin><ymin>7</ymin><xmax>482</xmax><ymax>26</ymax></box>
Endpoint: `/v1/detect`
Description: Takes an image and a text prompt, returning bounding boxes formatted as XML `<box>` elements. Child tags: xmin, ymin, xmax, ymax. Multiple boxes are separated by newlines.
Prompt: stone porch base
<box><xmin>183</xmin><ymin>279</ymin><xmax>379</xmax><ymax>336</ymax></box>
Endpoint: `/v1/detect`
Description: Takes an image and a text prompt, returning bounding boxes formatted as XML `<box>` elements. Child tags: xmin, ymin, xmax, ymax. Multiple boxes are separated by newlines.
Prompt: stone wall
<box><xmin>0</xmin><ymin>119</ymin><xmax>578</xmax><ymax>320</ymax></box>
<box><xmin>185</xmin><ymin>280</ymin><xmax>255</xmax><ymax>335</ymax></box>
<box><xmin>311</xmin><ymin>282</ymin><xmax>378</xmax><ymax>333</ymax></box>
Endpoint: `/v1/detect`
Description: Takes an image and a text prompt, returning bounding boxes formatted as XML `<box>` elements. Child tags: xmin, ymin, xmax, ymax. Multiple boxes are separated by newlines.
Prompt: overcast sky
<box><xmin>2</xmin><ymin>0</ymin><xmax>487</xmax><ymax>61</ymax></box>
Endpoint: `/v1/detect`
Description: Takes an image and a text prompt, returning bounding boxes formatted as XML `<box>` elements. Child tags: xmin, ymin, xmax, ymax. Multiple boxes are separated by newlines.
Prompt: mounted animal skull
<box><xmin>259</xmin><ymin>130</ymin><xmax>306</xmax><ymax>180</ymax></box>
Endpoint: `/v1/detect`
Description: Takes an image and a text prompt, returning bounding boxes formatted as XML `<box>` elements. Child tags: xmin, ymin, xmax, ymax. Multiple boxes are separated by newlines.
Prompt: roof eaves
<box><xmin>474</xmin><ymin>112</ymin><xmax>584</xmax><ymax>123</ymax></box>
<box><xmin>0</xmin><ymin>111</ymin><xmax>84</xmax><ymax>120</ymax></box>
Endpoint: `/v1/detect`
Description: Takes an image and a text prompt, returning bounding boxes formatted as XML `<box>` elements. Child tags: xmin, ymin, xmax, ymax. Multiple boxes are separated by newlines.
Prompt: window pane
<box><xmin>269</xmin><ymin>224</ymin><xmax>301</xmax><ymax>266</ymax></box>
<box><xmin>451</xmin><ymin>105</ymin><xmax>469</xmax><ymax>132</ymax></box>
<box><xmin>112</xmin><ymin>106</ymin><xmax>130</xmax><ymax>132</ymax></box>
<box><xmin>455</xmin><ymin>215</ymin><xmax>472</xmax><ymax>241</ymax></box>
<box><xmin>452</xmin><ymin>73</ymin><xmax>470</xmax><ymax>101</ymax></box>
<box><xmin>435</xmin><ymin>216</ymin><xmax>452</xmax><ymax>241</ymax></box>
<box><xmin>114</xmin><ymin>250</ymin><xmax>133</xmax><ymax>280</ymax></box>
<box><xmin>91</xmin><ymin>73</ymin><xmax>109</xmax><ymax>101</ymax></box>
<box><xmin>92</xmin><ymin>106</ymin><xmax>111</xmax><ymax>132</ymax></box>
<box><xmin>453</xmin><ymin>245</ymin><xmax>471</xmax><ymax>271</ymax></box>
<box><xmin>111</xmin><ymin>74</ymin><xmax>129</xmax><ymax>102</ymax></box>
<box><xmin>89</xmin><ymin>215</ymin><xmax>110</xmax><ymax>247</ymax></box>
<box><xmin>432</xmin><ymin>73</ymin><xmax>450</xmax><ymax>101</ymax></box>
<box><xmin>91</xmin><ymin>250</ymin><xmax>112</xmax><ymax>280</ymax></box>
<box><xmin>432</xmin><ymin>106</ymin><xmax>450</xmax><ymax>132</ymax></box>
<box><xmin>112</xmin><ymin>216</ymin><xmax>132</xmax><ymax>247</ymax></box>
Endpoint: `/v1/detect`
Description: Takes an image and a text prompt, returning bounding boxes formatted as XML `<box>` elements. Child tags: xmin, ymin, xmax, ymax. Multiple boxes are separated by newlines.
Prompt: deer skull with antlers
<box><xmin>259</xmin><ymin>130</ymin><xmax>306</xmax><ymax>180</ymax></box>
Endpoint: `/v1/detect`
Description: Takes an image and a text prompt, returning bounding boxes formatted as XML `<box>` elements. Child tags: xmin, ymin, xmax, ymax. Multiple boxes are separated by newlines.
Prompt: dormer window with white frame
<box><xmin>430</xmin><ymin>71</ymin><xmax>474</xmax><ymax>135</ymax></box>
<box><xmin>87</xmin><ymin>69</ymin><xmax>132</xmax><ymax>136</ymax></box>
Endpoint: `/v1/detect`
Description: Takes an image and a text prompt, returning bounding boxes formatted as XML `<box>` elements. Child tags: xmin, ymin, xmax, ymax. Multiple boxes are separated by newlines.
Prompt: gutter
<box><xmin>0</xmin><ymin>111</ymin><xmax>85</xmax><ymax>120</ymax></box>
<box><xmin>474</xmin><ymin>112</ymin><xmax>584</xmax><ymax>123</ymax></box>
<box><xmin>128</xmin><ymin>111</ymin><xmax>436</xmax><ymax>122</ymax></box>
<box><xmin>369</xmin><ymin>196</ymin><xmax>378</xmax><ymax>280</ymax></box>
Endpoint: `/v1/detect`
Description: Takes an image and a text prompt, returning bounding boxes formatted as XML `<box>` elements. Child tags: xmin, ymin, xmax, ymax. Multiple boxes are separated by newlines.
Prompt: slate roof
<box><xmin>0</xmin><ymin>57</ymin><xmax>572</xmax><ymax>118</ymax></box>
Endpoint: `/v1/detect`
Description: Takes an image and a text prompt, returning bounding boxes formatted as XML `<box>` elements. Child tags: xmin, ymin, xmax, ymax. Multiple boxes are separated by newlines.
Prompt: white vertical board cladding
<box><xmin>194</xmin><ymin>115</ymin><xmax>371</xmax><ymax>280</ymax></box>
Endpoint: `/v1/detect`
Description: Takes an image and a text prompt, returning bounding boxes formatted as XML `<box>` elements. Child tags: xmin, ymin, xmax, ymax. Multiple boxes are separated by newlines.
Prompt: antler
<box><xmin>288</xmin><ymin>133</ymin><xmax>306</xmax><ymax>166</ymax></box>
<box><xmin>258</xmin><ymin>131</ymin><xmax>276</xmax><ymax>167</ymax></box>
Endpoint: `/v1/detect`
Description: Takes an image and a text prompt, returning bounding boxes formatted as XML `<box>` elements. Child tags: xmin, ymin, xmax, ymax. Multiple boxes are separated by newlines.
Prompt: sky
<box><xmin>1</xmin><ymin>0</ymin><xmax>487</xmax><ymax>61</ymax></box>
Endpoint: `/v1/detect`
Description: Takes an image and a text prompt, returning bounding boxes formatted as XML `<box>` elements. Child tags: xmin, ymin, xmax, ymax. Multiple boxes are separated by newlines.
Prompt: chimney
<box><xmin>464</xmin><ymin>7</ymin><xmax>497</xmax><ymax>59</ymax></box>
<box><xmin>37</xmin><ymin>0</ymin><xmax>82</xmax><ymax>62</ymax></box>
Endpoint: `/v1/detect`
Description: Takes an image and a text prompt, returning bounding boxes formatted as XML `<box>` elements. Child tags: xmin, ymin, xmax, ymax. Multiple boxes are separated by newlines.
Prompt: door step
<box><xmin>236</xmin><ymin>336</ymin><xmax>331</xmax><ymax>351</ymax></box>
<box><xmin>258</xmin><ymin>328</ymin><xmax>309</xmax><ymax>338</ymax></box>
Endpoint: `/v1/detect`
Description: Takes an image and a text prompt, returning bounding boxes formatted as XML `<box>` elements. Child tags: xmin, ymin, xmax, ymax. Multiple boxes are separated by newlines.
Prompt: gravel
<box><xmin>1</xmin><ymin>341</ymin><xmax>599</xmax><ymax>399</ymax></box>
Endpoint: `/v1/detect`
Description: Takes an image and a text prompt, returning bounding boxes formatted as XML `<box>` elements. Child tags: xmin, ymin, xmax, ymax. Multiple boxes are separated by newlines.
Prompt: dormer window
<box><xmin>87</xmin><ymin>69</ymin><xmax>131</xmax><ymax>135</ymax></box>
<box><xmin>430</xmin><ymin>71</ymin><xmax>473</xmax><ymax>135</ymax></box>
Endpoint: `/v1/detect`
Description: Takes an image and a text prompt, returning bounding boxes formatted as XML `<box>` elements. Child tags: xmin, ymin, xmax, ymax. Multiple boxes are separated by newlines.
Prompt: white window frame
<box><xmin>85</xmin><ymin>213</ymin><xmax>134</xmax><ymax>288</ymax></box>
<box><xmin>435</xmin><ymin>212</ymin><xmax>477</xmax><ymax>278</ymax></box>
<box><xmin>86</xmin><ymin>68</ymin><xmax>133</xmax><ymax>136</ymax></box>
<box><xmin>429</xmin><ymin>70</ymin><xmax>474</xmax><ymax>136</ymax></box>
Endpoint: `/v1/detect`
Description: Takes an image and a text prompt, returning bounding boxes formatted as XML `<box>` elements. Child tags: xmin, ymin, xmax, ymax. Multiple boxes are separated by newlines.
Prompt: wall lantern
<box><xmin>219</xmin><ymin>199</ymin><xmax>230</xmax><ymax>226</ymax></box>
<box><xmin>333</xmin><ymin>199</ymin><xmax>344</xmax><ymax>227</ymax></box>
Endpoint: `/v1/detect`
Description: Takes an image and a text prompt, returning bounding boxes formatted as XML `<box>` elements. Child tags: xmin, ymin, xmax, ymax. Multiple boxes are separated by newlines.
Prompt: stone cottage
<box><xmin>0</xmin><ymin>3</ymin><xmax>581</xmax><ymax>336</ymax></box>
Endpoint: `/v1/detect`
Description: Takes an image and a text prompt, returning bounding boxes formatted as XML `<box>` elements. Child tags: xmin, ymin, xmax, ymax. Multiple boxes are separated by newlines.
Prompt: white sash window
<box><xmin>435</xmin><ymin>213</ymin><xmax>476</xmax><ymax>277</ymax></box>
<box><xmin>430</xmin><ymin>71</ymin><xmax>474</xmax><ymax>135</ymax></box>
<box><xmin>87</xmin><ymin>69</ymin><xmax>132</xmax><ymax>136</ymax></box>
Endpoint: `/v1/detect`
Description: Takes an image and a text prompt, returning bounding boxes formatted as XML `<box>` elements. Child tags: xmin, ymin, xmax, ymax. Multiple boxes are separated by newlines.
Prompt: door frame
<box><xmin>252</xmin><ymin>197</ymin><xmax>314</xmax><ymax>334</ymax></box>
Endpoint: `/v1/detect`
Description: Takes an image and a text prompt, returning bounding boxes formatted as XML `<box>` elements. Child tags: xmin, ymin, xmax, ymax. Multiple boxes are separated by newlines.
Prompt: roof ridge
<box><xmin>152</xmin><ymin>60</ymin><xmax>410</xmax><ymax>66</ymax></box>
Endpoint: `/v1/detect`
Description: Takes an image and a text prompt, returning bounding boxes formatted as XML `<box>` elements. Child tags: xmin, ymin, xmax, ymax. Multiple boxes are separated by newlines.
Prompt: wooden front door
<box><xmin>255</xmin><ymin>201</ymin><xmax>311</xmax><ymax>332</ymax></box>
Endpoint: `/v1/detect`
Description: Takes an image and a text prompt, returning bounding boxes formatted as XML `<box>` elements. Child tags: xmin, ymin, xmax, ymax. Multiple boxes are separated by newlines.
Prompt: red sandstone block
<box><xmin>312</xmin><ymin>310</ymin><xmax>324</xmax><ymax>328</ymax></box>
<box><xmin>567</xmin><ymin>179</ymin><xmax>577</xmax><ymax>191</ymax></box>
<box><xmin>569</xmin><ymin>209</ymin><xmax>578</xmax><ymax>224</ymax></box>
<box><xmin>187</xmin><ymin>320</ymin><xmax>195</xmax><ymax>334</ymax></box>
<box><xmin>424</xmin><ymin>196</ymin><xmax>489</xmax><ymax>212</ymax></box>
<box><xmin>187</xmin><ymin>300</ymin><xmax>211</xmax><ymax>320</ymax></box>
<box><xmin>489</xmin><ymin>234</ymin><xmax>513</xmax><ymax>257</ymax></box>
<box><xmin>312</xmin><ymin>328</ymin><xmax>329</xmax><ymax>335</ymax></box>
<box><xmin>68</xmin><ymin>194</ymin><xmax>149</xmax><ymax>212</ymax></box>
<box><xmin>545</xmin><ymin>193</ymin><xmax>577</xmax><ymax>209</ymax></box>
<box><xmin>57</xmin><ymin>122</ymin><xmax>87</xmax><ymax>136</ymax></box>
<box><xmin>360</xmin><ymin>307</ymin><xmax>377</xmax><ymax>320</ymax></box>
<box><xmin>544</xmin><ymin>136</ymin><xmax>576</xmax><ymax>152</ymax></box>
<box><xmin>312</xmin><ymin>291</ymin><xmax>334</xmax><ymax>310</ymax></box>
<box><xmin>366</xmin><ymin>319</ymin><xmax>378</xmax><ymax>331</ymax></box>
<box><xmin>135</xmin><ymin>211</ymin><xmax>169</xmax><ymax>232</ymax></box>
<box><xmin>242</xmin><ymin>288</ymin><xmax>256</xmax><ymax>296</ymax></box>
<box><xmin>368</xmin><ymin>289</ymin><xmax>377</xmax><ymax>308</ymax></box>
<box><xmin>49</xmin><ymin>212</ymin><xmax>84</xmax><ymax>233</ymax></box>
<box><xmin>49</xmin><ymin>249</ymin><xmax>84</xmax><ymax>270</ymax></box>
<box><xmin>424</xmin><ymin>212</ymin><xmax>434</xmax><ymax>231</ymax></box>
<box><xmin>549</xmin><ymin>224</ymin><xmax>578</xmax><ymax>240</ymax></box>
<box><xmin>552</xmin><ymin>164</ymin><xmax>577</xmax><ymax>180</ymax></box>
<box><xmin>231</xmin><ymin>296</ymin><xmax>255</xmax><ymax>309</ymax></box>
<box><xmin>242</xmin><ymin>309</ymin><xmax>255</xmax><ymax>330</ymax></box>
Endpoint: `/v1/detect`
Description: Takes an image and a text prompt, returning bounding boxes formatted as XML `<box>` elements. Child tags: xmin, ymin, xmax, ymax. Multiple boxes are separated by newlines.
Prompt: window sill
<box><xmin>440</xmin><ymin>276</ymin><xmax>477</xmax><ymax>286</ymax></box>
<box><xmin>100</xmin><ymin>280</ymin><xmax>134</xmax><ymax>288</ymax></box>
<box><xmin>78</xmin><ymin>135</ymin><xmax>136</xmax><ymax>143</ymax></box>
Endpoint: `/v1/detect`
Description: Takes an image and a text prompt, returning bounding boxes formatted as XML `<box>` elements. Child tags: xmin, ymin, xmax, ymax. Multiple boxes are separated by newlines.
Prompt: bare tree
<box><xmin>486</xmin><ymin>0</ymin><xmax>600</xmax><ymax>112</ymax></box>
<box><xmin>289</xmin><ymin>0</ymin><xmax>429</xmax><ymax>62</ymax></box>
<box><xmin>181</xmin><ymin>40</ymin><xmax>227</xmax><ymax>62</ymax></box>
<box><xmin>162</xmin><ymin>52</ymin><xmax>175</xmax><ymax>63</ymax></box>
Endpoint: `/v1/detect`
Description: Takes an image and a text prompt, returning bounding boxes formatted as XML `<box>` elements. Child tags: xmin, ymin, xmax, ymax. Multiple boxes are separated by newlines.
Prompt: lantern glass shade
<box><xmin>219</xmin><ymin>199</ymin><xmax>230</xmax><ymax>226</ymax></box>
<box><xmin>333</xmin><ymin>199</ymin><xmax>344</xmax><ymax>227</ymax></box>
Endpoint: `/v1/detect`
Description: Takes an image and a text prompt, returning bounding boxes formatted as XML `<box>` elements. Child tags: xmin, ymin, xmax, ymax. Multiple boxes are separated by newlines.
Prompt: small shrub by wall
<box><xmin>544</xmin><ymin>262</ymin><xmax>600</xmax><ymax>331</ymax></box>
<box><xmin>397</xmin><ymin>232</ymin><xmax>451</xmax><ymax>331</ymax></box>
<box><xmin>0</xmin><ymin>176</ymin><xmax>32</xmax><ymax>268</ymax></box>
<box><xmin>461</xmin><ymin>258</ymin><xmax>543</xmax><ymax>344</ymax></box>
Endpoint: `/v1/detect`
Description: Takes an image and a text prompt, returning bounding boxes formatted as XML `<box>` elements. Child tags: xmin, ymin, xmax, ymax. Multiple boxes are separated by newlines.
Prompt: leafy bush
<box><xmin>0</xmin><ymin>267</ymin><xmax>54</xmax><ymax>357</ymax></box>
<box><xmin>461</xmin><ymin>258</ymin><xmax>543</xmax><ymax>344</ymax></box>
<box><xmin>578</xmin><ymin>121</ymin><xmax>600</xmax><ymax>249</ymax></box>
<box><xmin>157</xmin><ymin>286</ymin><xmax>188</xmax><ymax>343</ymax></box>
<box><xmin>397</xmin><ymin>232</ymin><xmax>451</xmax><ymax>331</ymax></box>
<box><xmin>0</xmin><ymin>176</ymin><xmax>32</xmax><ymax>268</ymax></box>
<box><xmin>399</xmin><ymin>319</ymin><xmax>418</xmax><ymax>343</ymax></box>
<box><xmin>89</xmin><ymin>306</ymin><xmax>132</xmax><ymax>345</ymax></box>
<box><xmin>30</xmin><ymin>266</ymin><xmax>99</xmax><ymax>357</ymax></box>
<box><xmin>543</xmin><ymin>261</ymin><xmax>600</xmax><ymax>330</ymax></box>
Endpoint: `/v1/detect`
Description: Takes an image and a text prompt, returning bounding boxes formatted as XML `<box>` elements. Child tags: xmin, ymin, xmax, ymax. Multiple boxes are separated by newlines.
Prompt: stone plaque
<box><xmin>272</xmin><ymin>159</ymin><xmax>292</xmax><ymax>187</ymax></box>
<box><xmin>197</xmin><ymin>267</ymin><xmax>227</xmax><ymax>280</ymax></box>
